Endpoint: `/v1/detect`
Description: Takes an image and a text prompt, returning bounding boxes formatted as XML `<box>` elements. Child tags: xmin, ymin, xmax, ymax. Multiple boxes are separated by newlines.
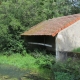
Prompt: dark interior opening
<box><xmin>24</xmin><ymin>36</ymin><xmax>55</xmax><ymax>53</ymax></box>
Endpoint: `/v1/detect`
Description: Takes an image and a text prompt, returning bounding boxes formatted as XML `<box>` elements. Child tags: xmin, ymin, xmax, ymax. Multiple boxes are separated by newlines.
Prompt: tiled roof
<box><xmin>21</xmin><ymin>14</ymin><xmax>80</xmax><ymax>37</ymax></box>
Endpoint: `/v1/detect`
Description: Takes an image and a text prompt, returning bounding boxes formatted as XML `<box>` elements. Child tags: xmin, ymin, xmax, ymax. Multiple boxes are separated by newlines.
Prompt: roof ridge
<box><xmin>52</xmin><ymin>17</ymin><xmax>80</xmax><ymax>36</ymax></box>
<box><xmin>21</xmin><ymin>13</ymin><xmax>80</xmax><ymax>36</ymax></box>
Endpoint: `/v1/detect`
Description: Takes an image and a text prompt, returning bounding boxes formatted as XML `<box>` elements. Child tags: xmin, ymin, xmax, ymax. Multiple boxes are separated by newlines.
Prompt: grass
<box><xmin>0</xmin><ymin>51</ymin><xmax>55</xmax><ymax>80</ymax></box>
<box><xmin>0</xmin><ymin>51</ymin><xmax>80</xmax><ymax>80</ymax></box>
<box><xmin>0</xmin><ymin>53</ymin><xmax>39</xmax><ymax>71</ymax></box>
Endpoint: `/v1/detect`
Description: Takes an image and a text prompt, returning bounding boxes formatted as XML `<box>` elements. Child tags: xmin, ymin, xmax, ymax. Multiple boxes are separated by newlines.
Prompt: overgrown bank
<box><xmin>0</xmin><ymin>52</ymin><xmax>55</xmax><ymax>80</ymax></box>
<box><xmin>0</xmin><ymin>51</ymin><xmax>80</xmax><ymax>80</ymax></box>
<box><xmin>0</xmin><ymin>0</ymin><xmax>80</xmax><ymax>80</ymax></box>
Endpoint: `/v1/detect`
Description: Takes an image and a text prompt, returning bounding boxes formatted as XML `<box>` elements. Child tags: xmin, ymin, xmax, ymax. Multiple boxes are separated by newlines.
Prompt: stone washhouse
<box><xmin>21</xmin><ymin>14</ymin><xmax>80</xmax><ymax>61</ymax></box>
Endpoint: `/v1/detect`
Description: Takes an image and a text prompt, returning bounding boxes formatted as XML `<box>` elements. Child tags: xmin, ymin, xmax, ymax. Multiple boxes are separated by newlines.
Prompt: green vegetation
<box><xmin>0</xmin><ymin>53</ymin><xmax>38</xmax><ymax>70</ymax></box>
<box><xmin>73</xmin><ymin>47</ymin><xmax>80</xmax><ymax>53</ymax></box>
<box><xmin>0</xmin><ymin>0</ymin><xmax>80</xmax><ymax>80</ymax></box>
<box><xmin>0</xmin><ymin>51</ymin><xmax>55</xmax><ymax>80</ymax></box>
<box><xmin>0</xmin><ymin>0</ymin><xmax>80</xmax><ymax>53</ymax></box>
<box><xmin>0</xmin><ymin>51</ymin><xmax>80</xmax><ymax>80</ymax></box>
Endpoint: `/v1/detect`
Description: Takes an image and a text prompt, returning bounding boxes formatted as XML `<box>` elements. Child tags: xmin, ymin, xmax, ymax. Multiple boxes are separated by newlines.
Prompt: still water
<box><xmin>0</xmin><ymin>64</ymin><xmax>46</xmax><ymax>80</ymax></box>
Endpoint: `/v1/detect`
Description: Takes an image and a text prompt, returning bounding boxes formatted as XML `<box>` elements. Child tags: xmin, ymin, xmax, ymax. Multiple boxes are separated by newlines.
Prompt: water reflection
<box><xmin>0</xmin><ymin>64</ymin><xmax>29</xmax><ymax>79</ymax></box>
<box><xmin>0</xmin><ymin>64</ymin><xmax>46</xmax><ymax>80</ymax></box>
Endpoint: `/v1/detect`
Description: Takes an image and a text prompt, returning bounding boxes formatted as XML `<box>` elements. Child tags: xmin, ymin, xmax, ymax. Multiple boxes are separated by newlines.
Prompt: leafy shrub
<box><xmin>0</xmin><ymin>0</ymin><xmax>80</xmax><ymax>54</ymax></box>
<box><xmin>29</xmin><ymin>50</ymin><xmax>80</xmax><ymax>80</ymax></box>
<box><xmin>55</xmin><ymin>72</ymin><xmax>74</xmax><ymax>80</ymax></box>
<box><xmin>51</xmin><ymin>58</ymin><xmax>80</xmax><ymax>80</ymax></box>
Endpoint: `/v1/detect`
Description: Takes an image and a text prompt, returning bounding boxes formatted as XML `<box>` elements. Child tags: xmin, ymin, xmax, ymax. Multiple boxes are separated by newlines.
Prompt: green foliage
<box><xmin>0</xmin><ymin>0</ymin><xmax>80</xmax><ymax>80</ymax></box>
<box><xmin>73</xmin><ymin>47</ymin><xmax>80</xmax><ymax>53</ymax></box>
<box><xmin>0</xmin><ymin>0</ymin><xmax>80</xmax><ymax>53</ymax></box>
<box><xmin>29</xmin><ymin>51</ymin><xmax>80</xmax><ymax>80</ymax></box>
<box><xmin>51</xmin><ymin>58</ymin><xmax>80</xmax><ymax>80</ymax></box>
<box><xmin>0</xmin><ymin>53</ymin><xmax>38</xmax><ymax>70</ymax></box>
<box><xmin>55</xmin><ymin>72</ymin><xmax>74</xmax><ymax>80</ymax></box>
<box><xmin>0</xmin><ymin>51</ymin><xmax>80</xmax><ymax>80</ymax></box>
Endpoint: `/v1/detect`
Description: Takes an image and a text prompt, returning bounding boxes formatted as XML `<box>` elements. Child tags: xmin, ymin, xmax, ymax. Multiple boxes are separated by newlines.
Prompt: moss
<box><xmin>73</xmin><ymin>47</ymin><xmax>80</xmax><ymax>53</ymax></box>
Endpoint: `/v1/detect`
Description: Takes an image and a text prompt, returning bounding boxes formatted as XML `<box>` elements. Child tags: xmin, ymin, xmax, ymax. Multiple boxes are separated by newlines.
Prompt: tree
<box><xmin>0</xmin><ymin>0</ymin><xmax>79</xmax><ymax>53</ymax></box>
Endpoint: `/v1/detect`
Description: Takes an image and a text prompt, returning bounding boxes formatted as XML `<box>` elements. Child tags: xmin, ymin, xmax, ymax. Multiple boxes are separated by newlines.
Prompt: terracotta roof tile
<box><xmin>21</xmin><ymin>14</ymin><xmax>80</xmax><ymax>37</ymax></box>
